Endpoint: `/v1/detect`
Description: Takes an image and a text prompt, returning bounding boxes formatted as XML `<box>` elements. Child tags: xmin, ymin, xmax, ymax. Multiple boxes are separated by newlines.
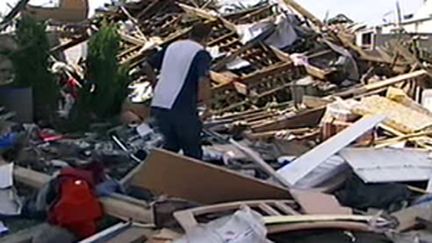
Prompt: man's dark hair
<box><xmin>190</xmin><ymin>22</ymin><xmax>213</xmax><ymax>42</ymax></box>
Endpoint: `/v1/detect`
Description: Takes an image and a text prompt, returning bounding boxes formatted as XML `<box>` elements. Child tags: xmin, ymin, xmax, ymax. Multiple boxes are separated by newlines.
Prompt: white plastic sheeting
<box><xmin>175</xmin><ymin>206</ymin><xmax>272</xmax><ymax>243</ymax></box>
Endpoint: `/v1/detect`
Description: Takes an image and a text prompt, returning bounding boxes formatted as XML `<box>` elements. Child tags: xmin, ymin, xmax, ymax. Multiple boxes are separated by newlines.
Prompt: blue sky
<box><xmin>0</xmin><ymin>0</ymin><xmax>427</xmax><ymax>25</ymax></box>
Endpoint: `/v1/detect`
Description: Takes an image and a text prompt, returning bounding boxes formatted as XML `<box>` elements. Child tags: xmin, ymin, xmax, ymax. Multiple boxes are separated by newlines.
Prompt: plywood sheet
<box><xmin>131</xmin><ymin>149</ymin><xmax>291</xmax><ymax>204</ymax></box>
<box><xmin>291</xmin><ymin>190</ymin><xmax>352</xmax><ymax>215</ymax></box>
<box><xmin>353</xmin><ymin>95</ymin><xmax>432</xmax><ymax>133</ymax></box>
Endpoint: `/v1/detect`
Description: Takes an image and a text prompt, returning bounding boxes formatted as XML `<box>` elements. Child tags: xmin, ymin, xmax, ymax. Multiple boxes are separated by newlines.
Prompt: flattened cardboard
<box><xmin>131</xmin><ymin>149</ymin><xmax>291</xmax><ymax>204</ymax></box>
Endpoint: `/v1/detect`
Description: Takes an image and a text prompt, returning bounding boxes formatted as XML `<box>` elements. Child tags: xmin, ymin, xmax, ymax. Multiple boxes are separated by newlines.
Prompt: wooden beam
<box><xmin>391</xmin><ymin>41</ymin><xmax>432</xmax><ymax>77</ymax></box>
<box><xmin>119</xmin><ymin>33</ymin><xmax>145</xmax><ymax>46</ymax></box>
<box><xmin>136</xmin><ymin>0</ymin><xmax>159</xmax><ymax>20</ymax></box>
<box><xmin>50</xmin><ymin>34</ymin><xmax>89</xmax><ymax>54</ymax></box>
<box><xmin>251</xmin><ymin>106</ymin><xmax>326</xmax><ymax>133</ymax></box>
<box><xmin>0</xmin><ymin>0</ymin><xmax>31</xmax><ymax>30</ymax></box>
<box><xmin>375</xmin><ymin>130</ymin><xmax>432</xmax><ymax>149</ymax></box>
<box><xmin>244</xmin><ymin>128</ymin><xmax>313</xmax><ymax>140</ymax></box>
<box><xmin>11</xmin><ymin>165</ymin><xmax>153</xmax><ymax>223</ymax></box>
<box><xmin>210</xmin><ymin>71</ymin><xmax>236</xmax><ymax>85</ymax></box>
<box><xmin>120</xmin><ymin>5</ymin><xmax>147</xmax><ymax>40</ymax></box>
<box><xmin>81</xmin><ymin>223</ymin><xmax>154</xmax><ymax>243</ymax></box>
<box><xmin>282</xmin><ymin>0</ymin><xmax>324</xmax><ymax>28</ymax></box>
<box><xmin>212</xmin><ymin>37</ymin><xmax>260</xmax><ymax>72</ymax></box>
<box><xmin>336</xmin><ymin>33</ymin><xmax>409</xmax><ymax>67</ymax></box>
<box><xmin>267</xmin><ymin>222</ymin><xmax>370</xmax><ymax>234</ymax></box>
<box><xmin>177</xmin><ymin>3</ymin><xmax>217</xmax><ymax>21</ymax></box>
<box><xmin>263</xmin><ymin>214</ymin><xmax>385</xmax><ymax>225</ymax></box>
<box><xmin>264</xmin><ymin>45</ymin><xmax>333</xmax><ymax>80</ymax></box>
<box><xmin>333</xmin><ymin>70</ymin><xmax>428</xmax><ymax>98</ymax></box>
<box><xmin>305</xmin><ymin>65</ymin><xmax>334</xmax><ymax>80</ymax></box>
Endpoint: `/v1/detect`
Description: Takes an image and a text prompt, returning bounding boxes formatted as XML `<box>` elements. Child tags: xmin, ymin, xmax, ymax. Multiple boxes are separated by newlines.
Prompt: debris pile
<box><xmin>1</xmin><ymin>0</ymin><xmax>432</xmax><ymax>242</ymax></box>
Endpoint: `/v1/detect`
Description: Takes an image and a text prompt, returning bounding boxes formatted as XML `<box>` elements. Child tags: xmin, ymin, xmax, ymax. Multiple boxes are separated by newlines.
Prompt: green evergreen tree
<box><xmin>78</xmin><ymin>22</ymin><xmax>129</xmax><ymax>121</ymax></box>
<box><xmin>11</xmin><ymin>16</ymin><xmax>57</xmax><ymax>120</ymax></box>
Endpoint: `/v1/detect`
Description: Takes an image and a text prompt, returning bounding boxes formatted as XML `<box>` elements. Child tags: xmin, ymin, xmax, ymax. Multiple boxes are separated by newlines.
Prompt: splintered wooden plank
<box><xmin>263</xmin><ymin>215</ymin><xmax>386</xmax><ymax>225</ymax></box>
<box><xmin>277</xmin><ymin>115</ymin><xmax>385</xmax><ymax>186</ymax></box>
<box><xmin>131</xmin><ymin>149</ymin><xmax>291</xmax><ymax>204</ymax></box>
<box><xmin>252</xmin><ymin>106</ymin><xmax>326</xmax><ymax>133</ymax></box>
<box><xmin>274</xmin><ymin>202</ymin><xmax>300</xmax><ymax>215</ymax></box>
<box><xmin>354</xmin><ymin>95</ymin><xmax>432</xmax><ymax>133</ymax></box>
<box><xmin>259</xmin><ymin>203</ymin><xmax>281</xmax><ymax>216</ymax></box>
<box><xmin>334</xmin><ymin>70</ymin><xmax>427</xmax><ymax>98</ymax></box>
<box><xmin>282</xmin><ymin>0</ymin><xmax>324</xmax><ymax>27</ymax></box>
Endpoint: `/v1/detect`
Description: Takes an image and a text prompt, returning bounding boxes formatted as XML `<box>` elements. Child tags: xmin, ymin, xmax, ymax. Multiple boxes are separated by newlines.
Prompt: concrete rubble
<box><xmin>1</xmin><ymin>0</ymin><xmax>432</xmax><ymax>242</ymax></box>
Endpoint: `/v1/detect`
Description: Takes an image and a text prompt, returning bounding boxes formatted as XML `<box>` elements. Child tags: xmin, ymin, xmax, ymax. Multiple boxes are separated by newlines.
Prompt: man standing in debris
<box><xmin>142</xmin><ymin>23</ymin><xmax>213</xmax><ymax>160</ymax></box>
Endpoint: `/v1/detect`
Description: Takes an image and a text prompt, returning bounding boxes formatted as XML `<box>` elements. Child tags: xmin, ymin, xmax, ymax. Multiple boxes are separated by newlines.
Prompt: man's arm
<box><xmin>198</xmin><ymin>76</ymin><xmax>211</xmax><ymax>107</ymax></box>
<box><xmin>141</xmin><ymin>47</ymin><xmax>166</xmax><ymax>87</ymax></box>
<box><xmin>141</xmin><ymin>62</ymin><xmax>158</xmax><ymax>87</ymax></box>
<box><xmin>196</xmin><ymin>51</ymin><xmax>213</xmax><ymax>118</ymax></box>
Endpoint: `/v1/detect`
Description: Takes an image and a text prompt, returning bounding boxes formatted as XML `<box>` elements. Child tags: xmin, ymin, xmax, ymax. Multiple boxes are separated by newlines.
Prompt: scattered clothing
<box><xmin>0</xmin><ymin>133</ymin><xmax>17</xmax><ymax>150</ymax></box>
<box><xmin>95</xmin><ymin>179</ymin><xmax>124</xmax><ymax>197</ymax></box>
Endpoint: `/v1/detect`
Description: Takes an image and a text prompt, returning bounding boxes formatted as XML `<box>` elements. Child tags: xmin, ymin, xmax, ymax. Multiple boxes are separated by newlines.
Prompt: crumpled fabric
<box><xmin>0</xmin><ymin>133</ymin><xmax>17</xmax><ymax>150</ymax></box>
<box><xmin>335</xmin><ymin>176</ymin><xmax>411</xmax><ymax>211</ymax></box>
<box><xmin>95</xmin><ymin>179</ymin><xmax>124</xmax><ymax>197</ymax></box>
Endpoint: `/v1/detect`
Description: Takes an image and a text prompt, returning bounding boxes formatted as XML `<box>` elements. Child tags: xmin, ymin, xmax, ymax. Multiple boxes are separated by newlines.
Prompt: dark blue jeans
<box><xmin>151</xmin><ymin>108</ymin><xmax>203</xmax><ymax>160</ymax></box>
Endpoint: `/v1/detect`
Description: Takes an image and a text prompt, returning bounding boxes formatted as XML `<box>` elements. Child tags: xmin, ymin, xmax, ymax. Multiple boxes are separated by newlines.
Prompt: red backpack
<box><xmin>48</xmin><ymin>168</ymin><xmax>103</xmax><ymax>238</ymax></box>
